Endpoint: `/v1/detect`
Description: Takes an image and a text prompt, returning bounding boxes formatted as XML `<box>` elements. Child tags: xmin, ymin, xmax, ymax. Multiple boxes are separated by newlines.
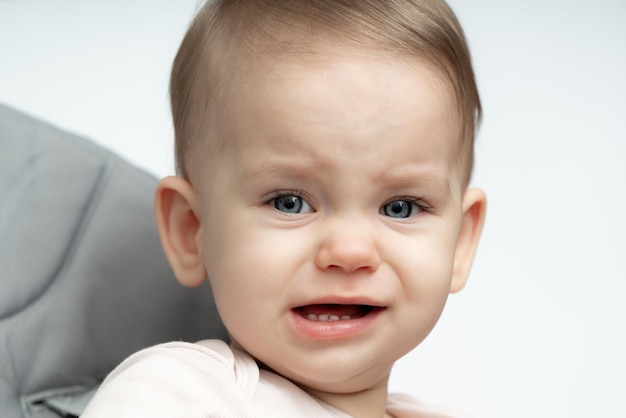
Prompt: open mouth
<box><xmin>294</xmin><ymin>304</ymin><xmax>382</xmax><ymax>322</ymax></box>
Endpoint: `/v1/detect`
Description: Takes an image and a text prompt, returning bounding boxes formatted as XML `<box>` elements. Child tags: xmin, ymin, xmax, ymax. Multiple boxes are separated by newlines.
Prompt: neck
<box><xmin>306</xmin><ymin>377</ymin><xmax>391</xmax><ymax>418</ymax></box>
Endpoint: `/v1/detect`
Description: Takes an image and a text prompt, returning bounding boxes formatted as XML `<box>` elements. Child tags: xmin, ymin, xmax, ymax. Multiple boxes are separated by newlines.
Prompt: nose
<box><xmin>314</xmin><ymin>218</ymin><xmax>381</xmax><ymax>273</ymax></box>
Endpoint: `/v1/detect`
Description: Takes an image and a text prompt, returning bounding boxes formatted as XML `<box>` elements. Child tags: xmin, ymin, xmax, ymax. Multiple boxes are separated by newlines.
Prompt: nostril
<box><xmin>314</xmin><ymin>226</ymin><xmax>381</xmax><ymax>272</ymax></box>
<box><xmin>327</xmin><ymin>263</ymin><xmax>375</xmax><ymax>273</ymax></box>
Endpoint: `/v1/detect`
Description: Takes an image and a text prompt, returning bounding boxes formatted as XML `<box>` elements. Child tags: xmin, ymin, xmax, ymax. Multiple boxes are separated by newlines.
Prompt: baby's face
<box><xmin>192</xmin><ymin>52</ymin><xmax>472</xmax><ymax>395</ymax></box>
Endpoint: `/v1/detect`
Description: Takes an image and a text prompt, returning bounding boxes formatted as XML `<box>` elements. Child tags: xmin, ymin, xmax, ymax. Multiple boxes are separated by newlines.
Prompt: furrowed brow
<box><xmin>237</xmin><ymin>161</ymin><xmax>315</xmax><ymax>183</ymax></box>
<box><xmin>381</xmin><ymin>171</ymin><xmax>452</xmax><ymax>196</ymax></box>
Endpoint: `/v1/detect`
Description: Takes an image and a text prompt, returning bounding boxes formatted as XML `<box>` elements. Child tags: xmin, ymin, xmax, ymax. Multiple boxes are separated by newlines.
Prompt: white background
<box><xmin>1</xmin><ymin>1</ymin><xmax>625</xmax><ymax>417</ymax></box>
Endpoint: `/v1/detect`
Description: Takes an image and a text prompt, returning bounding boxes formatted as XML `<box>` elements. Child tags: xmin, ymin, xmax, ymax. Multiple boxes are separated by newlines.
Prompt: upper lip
<box><xmin>291</xmin><ymin>296</ymin><xmax>387</xmax><ymax>309</ymax></box>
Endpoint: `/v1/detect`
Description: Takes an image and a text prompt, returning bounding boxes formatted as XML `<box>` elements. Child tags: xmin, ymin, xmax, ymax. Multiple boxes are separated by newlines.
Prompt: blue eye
<box><xmin>272</xmin><ymin>194</ymin><xmax>313</xmax><ymax>214</ymax></box>
<box><xmin>381</xmin><ymin>200</ymin><xmax>422</xmax><ymax>219</ymax></box>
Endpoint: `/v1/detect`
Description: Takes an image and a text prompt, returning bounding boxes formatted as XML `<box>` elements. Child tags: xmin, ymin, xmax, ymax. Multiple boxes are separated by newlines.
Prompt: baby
<box><xmin>83</xmin><ymin>0</ymin><xmax>486</xmax><ymax>417</ymax></box>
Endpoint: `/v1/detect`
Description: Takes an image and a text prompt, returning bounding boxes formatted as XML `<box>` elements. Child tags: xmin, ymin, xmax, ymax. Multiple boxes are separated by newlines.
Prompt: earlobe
<box><xmin>450</xmin><ymin>188</ymin><xmax>487</xmax><ymax>293</ymax></box>
<box><xmin>154</xmin><ymin>176</ymin><xmax>207</xmax><ymax>287</ymax></box>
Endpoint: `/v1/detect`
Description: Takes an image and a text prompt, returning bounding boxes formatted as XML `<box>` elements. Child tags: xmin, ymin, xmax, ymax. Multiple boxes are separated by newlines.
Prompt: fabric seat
<box><xmin>0</xmin><ymin>104</ymin><xmax>227</xmax><ymax>417</ymax></box>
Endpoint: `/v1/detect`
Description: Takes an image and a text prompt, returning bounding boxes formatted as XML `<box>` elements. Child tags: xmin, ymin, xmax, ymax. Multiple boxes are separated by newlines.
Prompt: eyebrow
<box><xmin>375</xmin><ymin>169</ymin><xmax>452</xmax><ymax>196</ymax></box>
<box><xmin>237</xmin><ymin>160</ymin><xmax>317</xmax><ymax>183</ymax></box>
<box><xmin>238</xmin><ymin>160</ymin><xmax>453</xmax><ymax>196</ymax></box>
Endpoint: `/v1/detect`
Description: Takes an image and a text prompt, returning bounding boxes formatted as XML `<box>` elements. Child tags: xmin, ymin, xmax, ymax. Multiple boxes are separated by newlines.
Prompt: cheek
<box><xmin>204</xmin><ymin>222</ymin><xmax>306</xmax><ymax>280</ymax></box>
<box><xmin>403</xmin><ymin>263</ymin><xmax>454</xmax><ymax>311</ymax></box>
<box><xmin>202</xmin><ymin>230</ymin><xmax>272</xmax><ymax>345</ymax></box>
<box><xmin>388</xmin><ymin>228</ymin><xmax>459</xmax><ymax>302</ymax></box>
<box><xmin>199</xmin><ymin>216</ymin><xmax>308</xmax><ymax>322</ymax></box>
<box><xmin>395</xmin><ymin>240</ymin><xmax>456</xmax><ymax>341</ymax></box>
<box><xmin>385</xmin><ymin>254</ymin><xmax>454</xmax><ymax>358</ymax></box>
<box><xmin>202</xmin><ymin>226</ymin><xmax>265</xmax><ymax>301</ymax></box>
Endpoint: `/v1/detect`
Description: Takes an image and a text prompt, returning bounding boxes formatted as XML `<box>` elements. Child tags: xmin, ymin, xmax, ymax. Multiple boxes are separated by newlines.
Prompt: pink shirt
<box><xmin>82</xmin><ymin>340</ymin><xmax>465</xmax><ymax>417</ymax></box>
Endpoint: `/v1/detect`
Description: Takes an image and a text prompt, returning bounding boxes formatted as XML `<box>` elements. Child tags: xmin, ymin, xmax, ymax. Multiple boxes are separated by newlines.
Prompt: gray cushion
<box><xmin>0</xmin><ymin>104</ymin><xmax>227</xmax><ymax>418</ymax></box>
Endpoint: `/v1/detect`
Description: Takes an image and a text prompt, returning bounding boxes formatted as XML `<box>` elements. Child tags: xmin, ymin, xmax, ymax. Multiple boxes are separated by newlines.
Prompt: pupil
<box><xmin>384</xmin><ymin>200</ymin><xmax>411</xmax><ymax>218</ymax></box>
<box><xmin>284</xmin><ymin>198</ymin><xmax>296</xmax><ymax>209</ymax></box>
<box><xmin>391</xmin><ymin>202</ymin><xmax>405</xmax><ymax>213</ymax></box>
<box><xmin>275</xmin><ymin>196</ymin><xmax>302</xmax><ymax>213</ymax></box>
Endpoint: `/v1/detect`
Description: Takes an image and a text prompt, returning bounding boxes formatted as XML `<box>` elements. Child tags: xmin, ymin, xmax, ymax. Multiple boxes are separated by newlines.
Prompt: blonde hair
<box><xmin>171</xmin><ymin>0</ymin><xmax>481</xmax><ymax>185</ymax></box>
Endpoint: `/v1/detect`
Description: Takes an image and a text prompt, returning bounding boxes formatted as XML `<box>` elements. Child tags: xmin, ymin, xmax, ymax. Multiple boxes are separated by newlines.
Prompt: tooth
<box><xmin>304</xmin><ymin>313</ymin><xmax>354</xmax><ymax>322</ymax></box>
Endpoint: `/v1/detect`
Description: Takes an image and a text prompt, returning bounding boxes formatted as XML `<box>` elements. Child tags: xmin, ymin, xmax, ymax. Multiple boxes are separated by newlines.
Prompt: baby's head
<box><xmin>170</xmin><ymin>0</ymin><xmax>480</xmax><ymax>187</ymax></box>
<box><xmin>156</xmin><ymin>1</ymin><xmax>486</xmax><ymax>416</ymax></box>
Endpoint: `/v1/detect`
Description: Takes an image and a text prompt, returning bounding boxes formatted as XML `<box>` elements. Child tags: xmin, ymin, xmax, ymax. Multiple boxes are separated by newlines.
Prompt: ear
<box><xmin>154</xmin><ymin>176</ymin><xmax>207</xmax><ymax>287</ymax></box>
<box><xmin>450</xmin><ymin>188</ymin><xmax>487</xmax><ymax>293</ymax></box>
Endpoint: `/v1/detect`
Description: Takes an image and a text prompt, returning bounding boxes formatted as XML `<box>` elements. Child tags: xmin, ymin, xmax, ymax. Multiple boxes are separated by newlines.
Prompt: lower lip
<box><xmin>288</xmin><ymin>308</ymin><xmax>385</xmax><ymax>340</ymax></box>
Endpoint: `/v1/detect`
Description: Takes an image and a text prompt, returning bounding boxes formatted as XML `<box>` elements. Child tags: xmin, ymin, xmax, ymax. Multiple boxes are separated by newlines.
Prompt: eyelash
<box><xmin>264</xmin><ymin>191</ymin><xmax>432</xmax><ymax>215</ymax></box>
<box><xmin>380</xmin><ymin>196</ymin><xmax>433</xmax><ymax>218</ymax></box>
<box><xmin>265</xmin><ymin>190</ymin><xmax>315</xmax><ymax>210</ymax></box>
<box><xmin>385</xmin><ymin>197</ymin><xmax>432</xmax><ymax>211</ymax></box>
<box><xmin>266</xmin><ymin>190</ymin><xmax>308</xmax><ymax>202</ymax></box>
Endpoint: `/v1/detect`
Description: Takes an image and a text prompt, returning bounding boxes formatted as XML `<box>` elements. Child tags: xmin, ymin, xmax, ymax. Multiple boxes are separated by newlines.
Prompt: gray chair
<box><xmin>0</xmin><ymin>104</ymin><xmax>227</xmax><ymax>417</ymax></box>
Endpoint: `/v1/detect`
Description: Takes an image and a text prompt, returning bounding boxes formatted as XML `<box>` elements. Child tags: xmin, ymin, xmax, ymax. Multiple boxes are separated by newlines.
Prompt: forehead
<box><xmin>251</xmin><ymin>54</ymin><xmax>453</xmax><ymax>150</ymax></box>
<box><xmin>190</xmin><ymin>50</ymin><xmax>463</xmax><ymax>194</ymax></box>
<box><xmin>218</xmin><ymin>48</ymin><xmax>457</xmax><ymax>137</ymax></box>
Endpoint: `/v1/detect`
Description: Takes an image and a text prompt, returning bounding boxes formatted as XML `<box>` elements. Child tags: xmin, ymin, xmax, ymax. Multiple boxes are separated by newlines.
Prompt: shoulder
<box><xmin>387</xmin><ymin>393</ymin><xmax>471</xmax><ymax>418</ymax></box>
<box><xmin>100</xmin><ymin>339</ymin><xmax>255</xmax><ymax>390</ymax></box>
<box><xmin>82</xmin><ymin>339</ymin><xmax>262</xmax><ymax>417</ymax></box>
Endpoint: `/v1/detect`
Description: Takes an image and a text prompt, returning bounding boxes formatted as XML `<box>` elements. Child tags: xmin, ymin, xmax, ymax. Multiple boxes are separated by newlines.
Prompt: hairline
<box><xmin>172</xmin><ymin>0</ymin><xmax>480</xmax><ymax>188</ymax></box>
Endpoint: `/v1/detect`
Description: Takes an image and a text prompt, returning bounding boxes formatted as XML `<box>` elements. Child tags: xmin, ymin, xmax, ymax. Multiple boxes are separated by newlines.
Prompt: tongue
<box><xmin>299</xmin><ymin>304</ymin><xmax>365</xmax><ymax>317</ymax></box>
